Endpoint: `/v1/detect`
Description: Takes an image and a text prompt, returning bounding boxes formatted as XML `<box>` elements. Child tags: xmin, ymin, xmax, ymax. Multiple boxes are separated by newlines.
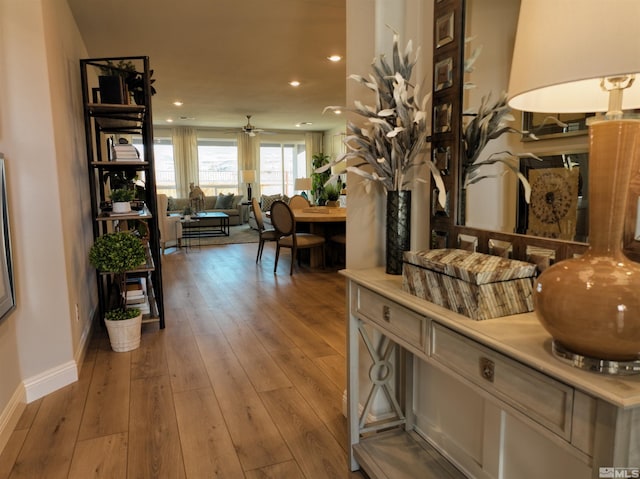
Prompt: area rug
<box><xmin>195</xmin><ymin>225</ymin><xmax>259</xmax><ymax>246</ymax></box>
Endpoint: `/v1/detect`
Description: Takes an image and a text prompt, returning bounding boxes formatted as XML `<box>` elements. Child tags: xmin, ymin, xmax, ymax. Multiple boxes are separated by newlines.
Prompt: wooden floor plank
<box><xmin>244</xmin><ymin>460</ymin><xmax>305</xmax><ymax>479</ymax></box>
<box><xmin>67</xmin><ymin>432</ymin><xmax>127</xmax><ymax>479</ymax></box>
<box><xmin>259</xmin><ymin>387</ymin><xmax>348</xmax><ymax>479</ymax></box>
<box><xmin>128</xmin><ymin>375</ymin><xmax>185</xmax><ymax>478</ymax></box>
<box><xmin>163</xmin><ymin>329</ymin><xmax>211</xmax><ymax>393</ymax></box>
<box><xmin>0</xmin><ymin>243</ymin><xmax>355</xmax><ymax>478</ymax></box>
<box><xmin>9</xmin><ymin>364</ymin><xmax>92</xmax><ymax>479</ymax></box>
<box><xmin>196</xmin><ymin>333</ymin><xmax>292</xmax><ymax>471</ymax></box>
<box><xmin>77</xmin><ymin>348</ymin><xmax>131</xmax><ymax>441</ymax></box>
<box><xmin>217</xmin><ymin>320</ymin><xmax>292</xmax><ymax>392</ymax></box>
<box><xmin>173</xmin><ymin>388</ymin><xmax>245</xmax><ymax>478</ymax></box>
<box><xmin>273</xmin><ymin>348</ymin><xmax>348</xmax><ymax>450</ymax></box>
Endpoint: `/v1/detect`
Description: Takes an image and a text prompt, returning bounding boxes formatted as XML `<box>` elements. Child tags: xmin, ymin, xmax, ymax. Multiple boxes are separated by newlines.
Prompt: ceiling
<box><xmin>67</xmin><ymin>0</ymin><xmax>347</xmax><ymax>133</ymax></box>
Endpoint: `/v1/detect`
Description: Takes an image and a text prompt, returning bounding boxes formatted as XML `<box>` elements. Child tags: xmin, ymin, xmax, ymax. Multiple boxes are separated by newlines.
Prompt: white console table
<box><xmin>343</xmin><ymin>268</ymin><xmax>640</xmax><ymax>479</ymax></box>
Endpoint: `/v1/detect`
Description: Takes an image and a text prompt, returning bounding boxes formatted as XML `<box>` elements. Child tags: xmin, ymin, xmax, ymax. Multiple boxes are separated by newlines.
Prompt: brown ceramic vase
<box><xmin>533</xmin><ymin>120</ymin><xmax>640</xmax><ymax>361</ymax></box>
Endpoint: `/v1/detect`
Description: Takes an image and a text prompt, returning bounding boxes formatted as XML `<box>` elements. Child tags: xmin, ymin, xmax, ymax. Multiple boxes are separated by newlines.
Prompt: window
<box><xmin>259</xmin><ymin>142</ymin><xmax>306</xmax><ymax>196</ymax></box>
<box><xmin>133</xmin><ymin>137</ymin><xmax>177</xmax><ymax>197</ymax></box>
<box><xmin>197</xmin><ymin>139</ymin><xmax>238</xmax><ymax>196</ymax></box>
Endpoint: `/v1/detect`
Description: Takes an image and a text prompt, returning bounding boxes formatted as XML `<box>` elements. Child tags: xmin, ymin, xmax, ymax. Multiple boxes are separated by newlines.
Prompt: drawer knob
<box><xmin>382</xmin><ymin>305</ymin><xmax>391</xmax><ymax>322</ymax></box>
<box><xmin>480</xmin><ymin>357</ymin><xmax>495</xmax><ymax>382</ymax></box>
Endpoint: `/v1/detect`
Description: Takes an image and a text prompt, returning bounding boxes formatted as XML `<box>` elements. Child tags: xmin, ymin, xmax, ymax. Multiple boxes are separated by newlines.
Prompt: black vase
<box><xmin>386</xmin><ymin>190</ymin><xmax>411</xmax><ymax>275</ymax></box>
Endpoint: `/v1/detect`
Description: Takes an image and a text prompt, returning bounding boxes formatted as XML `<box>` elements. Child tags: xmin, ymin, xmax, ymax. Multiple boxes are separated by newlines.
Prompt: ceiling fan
<box><xmin>241</xmin><ymin>115</ymin><xmax>269</xmax><ymax>136</ymax></box>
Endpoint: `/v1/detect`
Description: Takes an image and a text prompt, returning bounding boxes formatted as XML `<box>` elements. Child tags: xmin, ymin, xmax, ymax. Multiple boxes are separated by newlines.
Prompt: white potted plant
<box><xmin>89</xmin><ymin>231</ymin><xmax>147</xmax><ymax>352</ymax></box>
<box><xmin>110</xmin><ymin>188</ymin><xmax>136</xmax><ymax>214</ymax></box>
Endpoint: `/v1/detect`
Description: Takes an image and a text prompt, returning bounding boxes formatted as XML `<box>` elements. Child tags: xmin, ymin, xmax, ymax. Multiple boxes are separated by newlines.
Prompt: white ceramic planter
<box><xmin>112</xmin><ymin>201</ymin><xmax>131</xmax><ymax>214</ymax></box>
<box><xmin>105</xmin><ymin>312</ymin><xmax>142</xmax><ymax>352</ymax></box>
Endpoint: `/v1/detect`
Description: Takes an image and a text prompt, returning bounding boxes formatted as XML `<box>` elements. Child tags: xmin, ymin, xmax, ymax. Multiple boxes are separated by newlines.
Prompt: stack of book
<box><xmin>124</xmin><ymin>277</ymin><xmax>150</xmax><ymax>315</ymax></box>
<box><xmin>110</xmin><ymin>142</ymin><xmax>141</xmax><ymax>161</ymax></box>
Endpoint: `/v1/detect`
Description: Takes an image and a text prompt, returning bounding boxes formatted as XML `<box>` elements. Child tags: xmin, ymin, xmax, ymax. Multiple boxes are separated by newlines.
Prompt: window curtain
<box><xmin>305</xmin><ymin>132</ymin><xmax>324</xmax><ymax>171</ymax></box>
<box><xmin>238</xmin><ymin>132</ymin><xmax>260</xmax><ymax>196</ymax></box>
<box><xmin>172</xmin><ymin>127</ymin><xmax>199</xmax><ymax>198</ymax></box>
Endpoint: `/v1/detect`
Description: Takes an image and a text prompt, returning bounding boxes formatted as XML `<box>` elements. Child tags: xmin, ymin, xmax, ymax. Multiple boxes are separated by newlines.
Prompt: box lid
<box><xmin>403</xmin><ymin>248</ymin><xmax>536</xmax><ymax>285</ymax></box>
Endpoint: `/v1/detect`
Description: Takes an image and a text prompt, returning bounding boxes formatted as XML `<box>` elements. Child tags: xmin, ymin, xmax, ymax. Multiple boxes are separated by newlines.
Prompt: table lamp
<box><xmin>508</xmin><ymin>0</ymin><xmax>640</xmax><ymax>373</ymax></box>
<box><xmin>294</xmin><ymin>177</ymin><xmax>312</xmax><ymax>200</ymax></box>
<box><xmin>240</xmin><ymin>169</ymin><xmax>256</xmax><ymax>201</ymax></box>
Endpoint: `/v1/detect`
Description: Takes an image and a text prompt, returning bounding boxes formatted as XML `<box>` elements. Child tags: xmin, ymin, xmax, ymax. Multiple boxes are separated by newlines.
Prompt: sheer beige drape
<box><xmin>172</xmin><ymin>127</ymin><xmax>199</xmax><ymax>198</ymax></box>
<box><xmin>305</xmin><ymin>132</ymin><xmax>324</xmax><ymax>170</ymax></box>
<box><xmin>238</xmin><ymin>132</ymin><xmax>260</xmax><ymax>195</ymax></box>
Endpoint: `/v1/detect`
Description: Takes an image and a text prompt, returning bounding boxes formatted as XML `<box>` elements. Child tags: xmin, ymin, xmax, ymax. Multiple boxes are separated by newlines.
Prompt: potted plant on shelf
<box><xmin>98</xmin><ymin>60</ymin><xmax>157</xmax><ymax>105</ymax></box>
<box><xmin>110</xmin><ymin>188</ymin><xmax>136</xmax><ymax>214</ymax></box>
<box><xmin>89</xmin><ymin>231</ymin><xmax>147</xmax><ymax>352</ymax></box>
<box><xmin>311</xmin><ymin>153</ymin><xmax>331</xmax><ymax>205</ymax></box>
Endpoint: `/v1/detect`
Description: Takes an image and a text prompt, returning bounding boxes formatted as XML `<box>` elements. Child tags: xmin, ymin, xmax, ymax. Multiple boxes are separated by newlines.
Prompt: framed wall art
<box><xmin>435</xmin><ymin>11</ymin><xmax>454</xmax><ymax>48</ymax></box>
<box><xmin>0</xmin><ymin>156</ymin><xmax>15</xmax><ymax>321</ymax></box>
<box><xmin>434</xmin><ymin>57</ymin><xmax>453</xmax><ymax>92</ymax></box>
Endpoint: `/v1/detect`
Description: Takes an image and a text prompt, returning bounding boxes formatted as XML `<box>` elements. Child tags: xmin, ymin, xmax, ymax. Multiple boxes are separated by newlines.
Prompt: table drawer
<box><xmin>353</xmin><ymin>286</ymin><xmax>427</xmax><ymax>354</ymax></box>
<box><xmin>431</xmin><ymin>323</ymin><xmax>573</xmax><ymax>440</ymax></box>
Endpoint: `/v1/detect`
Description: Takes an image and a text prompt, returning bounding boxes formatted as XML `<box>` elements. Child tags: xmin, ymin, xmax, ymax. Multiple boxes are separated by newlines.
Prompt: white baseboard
<box><xmin>0</xmin><ymin>385</ymin><xmax>26</xmax><ymax>456</ymax></box>
<box><xmin>23</xmin><ymin>360</ymin><xmax>78</xmax><ymax>404</ymax></box>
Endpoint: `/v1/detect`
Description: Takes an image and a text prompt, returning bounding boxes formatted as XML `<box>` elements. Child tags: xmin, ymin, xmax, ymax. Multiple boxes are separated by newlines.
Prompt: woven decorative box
<box><xmin>402</xmin><ymin>249</ymin><xmax>537</xmax><ymax>320</ymax></box>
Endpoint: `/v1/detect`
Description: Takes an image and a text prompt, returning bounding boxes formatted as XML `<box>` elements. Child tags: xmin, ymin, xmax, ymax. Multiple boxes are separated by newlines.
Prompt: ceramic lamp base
<box><xmin>552</xmin><ymin>341</ymin><xmax>640</xmax><ymax>375</ymax></box>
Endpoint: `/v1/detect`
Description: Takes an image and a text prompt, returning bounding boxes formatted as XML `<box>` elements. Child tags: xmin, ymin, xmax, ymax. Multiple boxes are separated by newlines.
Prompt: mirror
<box><xmin>461</xmin><ymin>0</ymin><xmax>590</xmax><ymax>244</ymax></box>
<box><xmin>429</xmin><ymin>0</ymin><xmax>591</xmax><ymax>264</ymax></box>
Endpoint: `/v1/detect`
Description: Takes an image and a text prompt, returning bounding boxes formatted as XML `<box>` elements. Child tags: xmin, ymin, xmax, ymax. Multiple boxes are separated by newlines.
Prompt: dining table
<box><xmin>291</xmin><ymin>206</ymin><xmax>346</xmax><ymax>267</ymax></box>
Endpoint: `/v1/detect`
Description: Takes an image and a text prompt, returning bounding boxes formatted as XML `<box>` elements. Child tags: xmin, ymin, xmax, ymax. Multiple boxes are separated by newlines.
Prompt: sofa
<box><xmin>166</xmin><ymin>193</ymin><xmax>244</xmax><ymax>226</ymax></box>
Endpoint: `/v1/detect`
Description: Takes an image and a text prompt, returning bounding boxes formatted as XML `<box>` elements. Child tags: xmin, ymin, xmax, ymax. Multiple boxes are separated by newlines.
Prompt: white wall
<box><xmin>345</xmin><ymin>0</ymin><xmax>434</xmax><ymax>270</ymax></box>
<box><xmin>0</xmin><ymin>0</ymin><xmax>92</xmax><ymax>447</ymax></box>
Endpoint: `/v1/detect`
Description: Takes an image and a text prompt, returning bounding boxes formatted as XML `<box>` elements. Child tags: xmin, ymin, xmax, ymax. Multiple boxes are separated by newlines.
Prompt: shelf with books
<box><xmin>80</xmin><ymin>55</ymin><xmax>164</xmax><ymax>329</ymax></box>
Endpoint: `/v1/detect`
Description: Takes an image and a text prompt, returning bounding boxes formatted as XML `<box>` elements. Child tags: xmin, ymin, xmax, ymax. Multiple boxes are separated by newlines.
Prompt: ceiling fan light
<box><xmin>328</xmin><ymin>55</ymin><xmax>342</xmax><ymax>62</ymax></box>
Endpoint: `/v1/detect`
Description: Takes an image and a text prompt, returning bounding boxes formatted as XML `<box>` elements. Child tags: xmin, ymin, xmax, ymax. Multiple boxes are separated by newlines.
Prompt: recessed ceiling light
<box><xmin>179</xmin><ymin>116</ymin><xmax>195</xmax><ymax>121</ymax></box>
<box><xmin>289</xmin><ymin>80</ymin><xmax>301</xmax><ymax>87</ymax></box>
<box><xmin>166</xmin><ymin>118</ymin><xmax>174</xmax><ymax>123</ymax></box>
<box><xmin>333</xmin><ymin>109</ymin><xmax>342</xmax><ymax>115</ymax></box>
<box><xmin>173</xmin><ymin>101</ymin><xmax>183</xmax><ymax>106</ymax></box>
<box><xmin>328</xmin><ymin>55</ymin><xmax>342</xmax><ymax>62</ymax></box>
<box><xmin>296</xmin><ymin>121</ymin><xmax>313</xmax><ymax>127</ymax></box>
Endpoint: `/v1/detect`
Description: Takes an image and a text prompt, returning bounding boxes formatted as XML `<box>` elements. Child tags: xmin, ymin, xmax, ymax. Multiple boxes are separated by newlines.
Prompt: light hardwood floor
<box><xmin>0</xmin><ymin>242</ymin><xmax>367</xmax><ymax>478</ymax></box>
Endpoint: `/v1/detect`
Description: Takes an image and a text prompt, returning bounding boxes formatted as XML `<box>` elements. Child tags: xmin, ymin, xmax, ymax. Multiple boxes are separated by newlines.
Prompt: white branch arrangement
<box><xmin>322</xmin><ymin>32</ymin><xmax>446</xmax><ymax>207</ymax></box>
<box><xmin>462</xmin><ymin>92</ymin><xmax>567</xmax><ymax>203</ymax></box>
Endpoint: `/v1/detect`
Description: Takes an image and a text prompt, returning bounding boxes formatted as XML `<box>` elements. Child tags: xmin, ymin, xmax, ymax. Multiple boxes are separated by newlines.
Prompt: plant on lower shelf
<box><xmin>110</xmin><ymin>188</ymin><xmax>136</xmax><ymax>203</ymax></box>
<box><xmin>88</xmin><ymin>231</ymin><xmax>146</xmax><ymax>320</ymax></box>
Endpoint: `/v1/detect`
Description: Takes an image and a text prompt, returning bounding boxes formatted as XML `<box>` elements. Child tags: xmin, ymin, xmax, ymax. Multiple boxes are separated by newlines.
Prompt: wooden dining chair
<box><xmin>270</xmin><ymin>200</ymin><xmax>325</xmax><ymax>275</ymax></box>
<box><xmin>251</xmin><ymin>197</ymin><xmax>281</xmax><ymax>263</ymax></box>
<box><xmin>288</xmin><ymin>194</ymin><xmax>310</xmax><ymax>209</ymax></box>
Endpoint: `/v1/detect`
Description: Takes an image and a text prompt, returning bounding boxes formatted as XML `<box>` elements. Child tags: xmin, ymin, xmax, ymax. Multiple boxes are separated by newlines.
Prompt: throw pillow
<box><xmin>261</xmin><ymin>194</ymin><xmax>281</xmax><ymax>212</ymax></box>
<box><xmin>217</xmin><ymin>193</ymin><xmax>235</xmax><ymax>209</ymax></box>
<box><xmin>167</xmin><ymin>196</ymin><xmax>176</xmax><ymax>211</ymax></box>
<box><xmin>203</xmin><ymin>196</ymin><xmax>217</xmax><ymax>209</ymax></box>
<box><xmin>232</xmin><ymin>195</ymin><xmax>244</xmax><ymax>208</ymax></box>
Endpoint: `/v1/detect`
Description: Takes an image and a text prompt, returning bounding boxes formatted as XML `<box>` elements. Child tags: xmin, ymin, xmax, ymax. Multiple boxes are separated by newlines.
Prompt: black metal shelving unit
<box><xmin>80</xmin><ymin>56</ymin><xmax>165</xmax><ymax>329</ymax></box>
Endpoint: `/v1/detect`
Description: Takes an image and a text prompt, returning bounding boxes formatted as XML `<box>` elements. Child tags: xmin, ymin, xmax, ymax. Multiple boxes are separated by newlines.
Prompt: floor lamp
<box><xmin>508</xmin><ymin>0</ymin><xmax>640</xmax><ymax>373</ymax></box>
<box><xmin>241</xmin><ymin>170</ymin><xmax>256</xmax><ymax>201</ymax></box>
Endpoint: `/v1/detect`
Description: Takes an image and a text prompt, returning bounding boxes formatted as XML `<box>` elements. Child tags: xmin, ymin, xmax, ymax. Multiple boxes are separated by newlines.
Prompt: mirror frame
<box><xmin>429</xmin><ymin>0</ymin><xmax>593</xmax><ymax>267</ymax></box>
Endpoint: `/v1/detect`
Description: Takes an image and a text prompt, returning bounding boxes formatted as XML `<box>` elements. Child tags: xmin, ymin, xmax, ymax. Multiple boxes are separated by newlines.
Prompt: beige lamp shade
<box><xmin>508</xmin><ymin>0</ymin><xmax>640</xmax><ymax>113</ymax></box>
<box><xmin>294</xmin><ymin>177</ymin><xmax>312</xmax><ymax>191</ymax></box>
<box><xmin>240</xmin><ymin>169</ymin><xmax>255</xmax><ymax>183</ymax></box>
<box><xmin>331</xmin><ymin>162</ymin><xmax>347</xmax><ymax>175</ymax></box>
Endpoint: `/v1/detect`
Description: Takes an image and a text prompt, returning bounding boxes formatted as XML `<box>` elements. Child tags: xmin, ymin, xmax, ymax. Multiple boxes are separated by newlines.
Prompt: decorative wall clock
<box><xmin>527</xmin><ymin>167</ymin><xmax>580</xmax><ymax>240</ymax></box>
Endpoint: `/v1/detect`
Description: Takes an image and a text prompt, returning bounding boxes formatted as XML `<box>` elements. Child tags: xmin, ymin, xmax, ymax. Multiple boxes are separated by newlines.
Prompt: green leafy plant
<box><xmin>98</xmin><ymin>60</ymin><xmax>157</xmax><ymax>104</ymax></box>
<box><xmin>110</xmin><ymin>188</ymin><xmax>136</xmax><ymax>202</ymax></box>
<box><xmin>323</xmin><ymin>182</ymin><xmax>341</xmax><ymax>202</ymax></box>
<box><xmin>322</xmin><ymin>31</ymin><xmax>445</xmax><ymax>207</ymax></box>
<box><xmin>182</xmin><ymin>206</ymin><xmax>193</xmax><ymax>216</ymax></box>
<box><xmin>311</xmin><ymin>153</ymin><xmax>331</xmax><ymax>205</ymax></box>
<box><xmin>88</xmin><ymin>232</ymin><xmax>146</xmax><ymax>320</ymax></box>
